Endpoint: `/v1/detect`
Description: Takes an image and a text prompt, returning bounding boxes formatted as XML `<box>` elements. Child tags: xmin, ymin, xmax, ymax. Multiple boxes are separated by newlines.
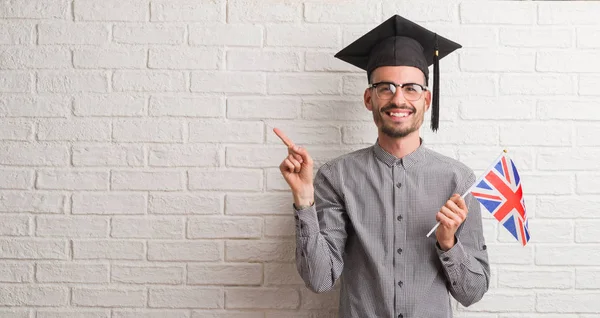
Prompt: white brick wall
<box><xmin>0</xmin><ymin>0</ymin><xmax>598</xmax><ymax>316</ymax></box>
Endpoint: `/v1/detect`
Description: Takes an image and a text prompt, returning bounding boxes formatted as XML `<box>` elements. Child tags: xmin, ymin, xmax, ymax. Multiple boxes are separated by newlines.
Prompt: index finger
<box><xmin>273</xmin><ymin>127</ymin><xmax>295</xmax><ymax>148</ymax></box>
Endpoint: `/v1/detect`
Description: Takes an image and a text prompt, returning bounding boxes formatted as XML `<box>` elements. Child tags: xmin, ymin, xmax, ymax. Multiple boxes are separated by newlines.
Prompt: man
<box><xmin>275</xmin><ymin>15</ymin><xmax>490</xmax><ymax>318</ymax></box>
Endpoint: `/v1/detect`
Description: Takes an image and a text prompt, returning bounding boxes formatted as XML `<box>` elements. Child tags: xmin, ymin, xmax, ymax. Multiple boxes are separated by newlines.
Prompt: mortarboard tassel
<box><xmin>431</xmin><ymin>34</ymin><xmax>440</xmax><ymax>132</ymax></box>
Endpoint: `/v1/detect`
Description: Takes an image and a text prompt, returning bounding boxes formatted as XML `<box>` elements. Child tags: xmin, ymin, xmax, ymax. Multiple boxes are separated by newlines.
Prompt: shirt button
<box><xmin>396</xmin><ymin>182</ymin><xmax>402</xmax><ymax>188</ymax></box>
<box><xmin>397</xmin><ymin>215</ymin><xmax>403</xmax><ymax>221</ymax></box>
<box><xmin>397</xmin><ymin>248</ymin><xmax>402</xmax><ymax>254</ymax></box>
<box><xmin>443</xmin><ymin>257</ymin><xmax>449</xmax><ymax>261</ymax></box>
<box><xmin>397</xmin><ymin>281</ymin><xmax>403</xmax><ymax>287</ymax></box>
<box><xmin>398</xmin><ymin>315</ymin><xmax>403</xmax><ymax>318</ymax></box>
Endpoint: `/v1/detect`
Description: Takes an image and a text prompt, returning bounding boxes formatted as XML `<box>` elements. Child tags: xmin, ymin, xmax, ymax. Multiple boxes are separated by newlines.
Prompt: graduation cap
<box><xmin>334</xmin><ymin>15</ymin><xmax>461</xmax><ymax>131</ymax></box>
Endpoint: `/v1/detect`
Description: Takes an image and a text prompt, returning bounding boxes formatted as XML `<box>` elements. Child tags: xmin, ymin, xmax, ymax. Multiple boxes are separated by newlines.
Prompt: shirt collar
<box><xmin>373</xmin><ymin>138</ymin><xmax>427</xmax><ymax>169</ymax></box>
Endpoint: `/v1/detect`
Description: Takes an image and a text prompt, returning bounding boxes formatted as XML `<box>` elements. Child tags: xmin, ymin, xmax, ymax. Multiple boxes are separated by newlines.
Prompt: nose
<box><xmin>390</xmin><ymin>86</ymin><xmax>408</xmax><ymax>105</ymax></box>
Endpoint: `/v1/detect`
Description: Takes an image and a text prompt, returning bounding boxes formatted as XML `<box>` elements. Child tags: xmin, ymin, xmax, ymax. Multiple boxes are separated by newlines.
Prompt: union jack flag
<box><xmin>470</xmin><ymin>153</ymin><xmax>530</xmax><ymax>246</ymax></box>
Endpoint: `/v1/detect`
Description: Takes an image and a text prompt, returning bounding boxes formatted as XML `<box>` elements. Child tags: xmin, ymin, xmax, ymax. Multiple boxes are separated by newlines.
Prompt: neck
<box><xmin>377</xmin><ymin>131</ymin><xmax>421</xmax><ymax>158</ymax></box>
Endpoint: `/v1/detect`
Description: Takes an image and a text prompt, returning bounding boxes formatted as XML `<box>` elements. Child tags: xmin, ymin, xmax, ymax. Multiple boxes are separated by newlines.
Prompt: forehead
<box><xmin>371</xmin><ymin>65</ymin><xmax>425</xmax><ymax>83</ymax></box>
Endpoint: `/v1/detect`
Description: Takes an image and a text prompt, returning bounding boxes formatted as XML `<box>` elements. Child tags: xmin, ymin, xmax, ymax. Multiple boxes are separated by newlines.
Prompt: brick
<box><xmin>37</xmin><ymin>311</ymin><xmax>109</xmax><ymax>318</ymax></box>
<box><xmin>72</xmin><ymin>287</ymin><xmax>146</xmax><ymax>307</ymax></box>
<box><xmin>0</xmin><ymin>310</ymin><xmax>28</xmax><ymax>318</ymax></box>
<box><xmin>36</xmin><ymin>263</ymin><xmax>109</xmax><ymax>283</ymax></box>
<box><xmin>228</xmin><ymin>50</ymin><xmax>300</xmax><ymax>72</ymax></box>
<box><xmin>304</xmin><ymin>52</ymin><xmax>360</xmax><ymax>72</ymax></box>
<box><xmin>539</xmin><ymin>99</ymin><xmax>600</xmax><ymax>120</ymax></box>
<box><xmin>384</xmin><ymin>0</ymin><xmax>457</xmax><ymax>23</ymax></box>
<box><xmin>462</xmin><ymin>98</ymin><xmax>535</xmax><ymax>120</ymax></box>
<box><xmin>0</xmin><ymin>22</ymin><xmax>33</xmax><ymax>44</ymax></box>
<box><xmin>268</xmin><ymin>74</ymin><xmax>340</xmax><ymax>95</ymax></box>
<box><xmin>73</xmin><ymin>145</ymin><xmax>144</xmax><ymax>167</ymax></box>
<box><xmin>150</xmin><ymin>48</ymin><xmax>220</xmax><ymax>70</ymax></box>
<box><xmin>226</xmin><ymin>240</ymin><xmax>295</xmax><ymax>262</ymax></box>
<box><xmin>302</xmin><ymin>98</ymin><xmax>370</xmax><ymax>121</ymax></box>
<box><xmin>265</xmin><ymin>313</ymin><xmax>310</xmax><ymax>318</ymax></box>
<box><xmin>265</xmin><ymin>216</ymin><xmax>295</xmax><ymax>237</ymax></box>
<box><xmin>501</xmin><ymin>27</ymin><xmax>572</xmax><ymax>48</ymax></box>
<box><xmin>149</xmin><ymin>193</ymin><xmax>222</xmax><ymax>215</ymax></box>
<box><xmin>342</xmin><ymin>124</ymin><xmax>379</xmax><ymax>145</ymax></box>
<box><xmin>111</xmin><ymin>217</ymin><xmax>184</xmax><ymax>239</ymax></box>
<box><xmin>227</xmin><ymin>97</ymin><xmax>300</xmax><ymax>120</ymax></box>
<box><xmin>150</xmin><ymin>96</ymin><xmax>223</xmax><ymax>117</ymax></box>
<box><xmin>113</xmin><ymin>71</ymin><xmax>186</xmax><ymax>92</ymax></box>
<box><xmin>539</xmin><ymin>2</ymin><xmax>600</xmax><ymax>25</ymax></box>
<box><xmin>0</xmin><ymin>215</ymin><xmax>29</xmax><ymax>236</ymax></box>
<box><xmin>72</xmin><ymin>193</ymin><xmax>146</xmax><ymax>215</ymax></box>
<box><xmin>74</xmin><ymin>48</ymin><xmax>146</xmax><ymax>69</ymax></box>
<box><xmin>73</xmin><ymin>240</ymin><xmax>144</xmax><ymax>260</ymax></box>
<box><xmin>0</xmin><ymin>239</ymin><xmax>67</xmax><ymax>259</ymax></box>
<box><xmin>114</xmin><ymin>24</ymin><xmax>185</xmax><ymax>44</ymax></box>
<box><xmin>0</xmin><ymin>95</ymin><xmax>70</xmax><ymax>117</ymax></box>
<box><xmin>305</xmin><ymin>1</ymin><xmax>379</xmax><ymax>23</ymax></box>
<box><xmin>342</xmin><ymin>24</ymin><xmax>378</xmax><ymax>47</ymax></box>
<box><xmin>113</xmin><ymin>311</ymin><xmax>189</xmax><ymax>318</ymax></box>
<box><xmin>38</xmin><ymin>119</ymin><xmax>111</xmax><ymax>141</ymax></box>
<box><xmin>266</xmin><ymin>24</ymin><xmax>338</xmax><ymax>48</ymax></box>
<box><xmin>537</xmin><ymin>245</ymin><xmax>600</xmax><ymax>265</ymax></box>
<box><xmin>0</xmin><ymin>191</ymin><xmax>64</xmax><ymax>213</ymax></box>
<box><xmin>486</xmin><ymin>244</ymin><xmax>533</xmax><ymax>265</ymax></box>
<box><xmin>0</xmin><ymin>71</ymin><xmax>30</xmax><ymax>92</ymax></box>
<box><xmin>458</xmin><ymin>148</ymin><xmax>533</xmax><ymax>171</ymax></box>
<box><xmin>0</xmin><ymin>170</ymin><xmax>33</xmax><ymax>189</ymax></box>
<box><xmin>188</xmin><ymin>170</ymin><xmax>262</xmax><ymax>191</ymax></box>
<box><xmin>192</xmin><ymin>311</ymin><xmax>262</xmax><ymax>318</ymax></box>
<box><xmin>226</xmin><ymin>287</ymin><xmax>299</xmax><ymax>309</ymax></box>
<box><xmin>149</xmin><ymin>145</ymin><xmax>218</xmax><ymax>167</ymax></box>
<box><xmin>226</xmin><ymin>146</ymin><xmax>285</xmax><ymax>168</ymax></box>
<box><xmin>538</xmin><ymin>149</ymin><xmax>600</xmax><ymax>171</ymax></box>
<box><xmin>433</xmin><ymin>26</ymin><xmax>499</xmax><ymax>49</ymax></box>
<box><xmin>0</xmin><ymin>120</ymin><xmax>31</xmax><ymax>141</ymax></box>
<box><xmin>264</xmin><ymin>263</ymin><xmax>303</xmax><ymax>285</ymax></box>
<box><xmin>578</xmin><ymin>125</ymin><xmax>600</xmax><ymax>146</ymax></box>
<box><xmin>151</xmin><ymin>0</ymin><xmax>225</xmax><ymax>22</ymax></box>
<box><xmin>505</xmin><ymin>219</ymin><xmax>571</xmax><ymax>244</ymax></box>
<box><xmin>190</xmin><ymin>24</ymin><xmax>262</xmax><ymax>46</ymax></box>
<box><xmin>300</xmin><ymin>288</ymin><xmax>338</xmax><ymax>309</ymax></box>
<box><xmin>113</xmin><ymin>119</ymin><xmax>183</xmax><ymax>142</ymax></box>
<box><xmin>191</xmin><ymin>72</ymin><xmax>265</xmax><ymax>94</ymax></box>
<box><xmin>342</xmin><ymin>74</ymin><xmax>367</xmax><ymax>96</ymax></box>
<box><xmin>74</xmin><ymin>94</ymin><xmax>146</xmax><ymax>117</ymax></box>
<box><xmin>460</xmin><ymin>50</ymin><xmax>535</xmax><ymax>72</ymax></box>
<box><xmin>149</xmin><ymin>287</ymin><xmax>223</xmax><ymax>308</ymax></box>
<box><xmin>266</xmin><ymin>121</ymin><xmax>341</xmax><ymax>145</ymax></box>
<box><xmin>0</xmin><ymin>142</ymin><xmax>69</xmax><ymax>166</ymax></box>
<box><xmin>37</xmin><ymin>71</ymin><xmax>108</xmax><ymax>93</ymax></box>
<box><xmin>39</xmin><ymin>22</ymin><xmax>110</xmax><ymax>45</ymax></box>
<box><xmin>36</xmin><ymin>170</ymin><xmax>109</xmax><ymax>190</ymax></box>
<box><xmin>500</xmin><ymin>124</ymin><xmax>571</xmax><ymax>146</ymax></box>
<box><xmin>111</xmin><ymin>171</ymin><xmax>184</xmax><ymax>191</ymax></box>
<box><xmin>537</xmin><ymin>292</ymin><xmax>600</xmax><ymax>313</ymax></box>
<box><xmin>461</xmin><ymin>291</ymin><xmax>534</xmax><ymax>312</ymax></box>
<box><xmin>576</xmin><ymin>268</ymin><xmax>600</xmax><ymax>289</ymax></box>
<box><xmin>575</xmin><ymin>220</ymin><xmax>600</xmax><ymax>243</ymax></box>
<box><xmin>501</xmin><ymin>74</ymin><xmax>575</xmax><ymax>95</ymax></box>
<box><xmin>226</xmin><ymin>193</ymin><xmax>292</xmax><ymax>215</ymax></box>
<box><xmin>437</xmin><ymin>74</ymin><xmax>496</xmax><ymax>97</ymax></box>
<box><xmin>228</xmin><ymin>0</ymin><xmax>300</xmax><ymax>22</ymax></box>
<box><xmin>537</xmin><ymin>196</ymin><xmax>600</xmax><ymax>218</ymax></box>
<box><xmin>148</xmin><ymin>241</ymin><xmax>222</xmax><ymax>261</ymax></box>
<box><xmin>189</xmin><ymin>119</ymin><xmax>263</xmax><ymax>143</ymax></box>
<box><xmin>187</xmin><ymin>216</ymin><xmax>262</xmax><ymax>239</ymax></box>
<box><xmin>524</xmin><ymin>174</ymin><xmax>573</xmax><ymax>195</ymax></box>
<box><xmin>187</xmin><ymin>263</ymin><xmax>262</xmax><ymax>285</ymax></box>
<box><xmin>538</xmin><ymin>51</ymin><xmax>600</xmax><ymax>73</ymax></box>
<box><xmin>422</xmin><ymin>123</ymin><xmax>498</xmax><ymax>145</ymax></box>
<box><xmin>0</xmin><ymin>0</ymin><xmax>69</xmax><ymax>19</ymax></box>
<box><xmin>36</xmin><ymin>216</ymin><xmax>108</xmax><ymax>238</ymax></box>
<box><xmin>461</xmin><ymin>1</ymin><xmax>536</xmax><ymax>25</ymax></box>
<box><xmin>0</xmin><ymin>262</ymin><xmax>32</xmax><ymax>282</ymax></box>
<box><xmin>75</xmin><ymin>0</ymin><xmax>148</xmax><ymax>21</ymax></box>
<box><xmin>580</xmin><ymin>75</ymin><xmax>600</xmax><ymax>96</ymax></box>
<box><xmin>0</xmin><ymin>47</ymin><xmax>70</xmax><ymax>69</ymax></box>
<box><xmin>578</xmin><ymin>27</ymin><xmax>600</xmax><ymax>48</ymax></box>
<box><xmin>112</xmin><ymin>265</ymin><xmax>184</xmax><ymax>284</ymax></box>
<box><xmin>0</xmin><ymin>286</ymin><xmax>67</xmax><ymax>306</ymax></box>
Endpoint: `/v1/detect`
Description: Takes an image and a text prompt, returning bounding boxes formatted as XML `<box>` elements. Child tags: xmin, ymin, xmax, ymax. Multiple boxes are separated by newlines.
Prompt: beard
<box><xmin>373</xmin><ymin>102</ymin><xmax>424</xmax><ymax>138</ymax></box>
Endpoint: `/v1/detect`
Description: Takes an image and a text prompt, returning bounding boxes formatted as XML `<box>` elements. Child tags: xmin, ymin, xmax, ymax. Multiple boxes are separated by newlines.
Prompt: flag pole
<box><xmin>426</xmin><ymin>150</ymin><xmax>508</xmax><ymax>238</ymax></box>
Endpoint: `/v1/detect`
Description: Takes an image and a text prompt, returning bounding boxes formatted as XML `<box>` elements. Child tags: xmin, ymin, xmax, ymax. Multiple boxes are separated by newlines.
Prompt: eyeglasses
<box><xmin>368</xmin><ymin>82</ymin><xmax>428</xmax><ymax>101</ymax></box>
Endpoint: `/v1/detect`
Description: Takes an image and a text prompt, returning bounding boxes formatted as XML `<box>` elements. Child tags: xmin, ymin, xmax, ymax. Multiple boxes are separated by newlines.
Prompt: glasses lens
<box><xmin>375</xmin><ymin>83</ymin><xmax>395</xmax><ymax>100</ymax></box>
<box><xmin>401</xmin><ymin>84</ymin><xmax>424</xmax><ymax>101</ymax></box>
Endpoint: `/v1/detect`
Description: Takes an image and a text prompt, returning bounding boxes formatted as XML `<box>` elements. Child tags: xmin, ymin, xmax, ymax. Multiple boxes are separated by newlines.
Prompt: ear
<box><xmin>364</xmin><ymin>88</ymin><xmax>373</xmax><ymax>111</ymax></box>
<box><xmin>424</xmin><ymin>89</ymin><xmax>431</xmax><ymax>112</ymax></box>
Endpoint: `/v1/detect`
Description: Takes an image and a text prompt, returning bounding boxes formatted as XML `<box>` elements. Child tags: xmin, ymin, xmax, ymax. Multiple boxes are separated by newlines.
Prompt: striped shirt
<box><xmin>294</xmin><ymin>140</ymin><xmax>490</xmax><ymax>318</ymax></box>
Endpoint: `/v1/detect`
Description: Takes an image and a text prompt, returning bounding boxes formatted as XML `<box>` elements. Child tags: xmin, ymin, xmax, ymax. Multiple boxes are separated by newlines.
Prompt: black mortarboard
<box><xmin>334</xmin><ymin>15</ymin><xmax>461</xmax><ymax>131</ymax></box>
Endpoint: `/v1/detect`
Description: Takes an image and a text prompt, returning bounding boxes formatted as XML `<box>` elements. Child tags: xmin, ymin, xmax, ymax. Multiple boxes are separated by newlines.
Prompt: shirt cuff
<box><xmin>437</xmin><ymin>238</ymin><xmax>468</xmax><ymax>267</ymax></box>
<box><xmin>293</xmin><ymin>204</ymin><xmax>319</xmax><ymax>237</ymax></box>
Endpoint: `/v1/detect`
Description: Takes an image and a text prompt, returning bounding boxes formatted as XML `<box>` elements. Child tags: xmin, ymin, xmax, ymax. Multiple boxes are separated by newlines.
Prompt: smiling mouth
<box><xmin>385</xmin><ymin>110</ymin><xmax>413</xmax><ymax>118</ymax></box>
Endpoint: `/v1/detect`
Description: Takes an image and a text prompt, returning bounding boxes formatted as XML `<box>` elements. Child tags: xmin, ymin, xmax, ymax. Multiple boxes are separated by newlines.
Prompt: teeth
<box><xmin>390</xmin><ymin>112</ymin><xmax>409</xmax><ymax>117</ymax></box>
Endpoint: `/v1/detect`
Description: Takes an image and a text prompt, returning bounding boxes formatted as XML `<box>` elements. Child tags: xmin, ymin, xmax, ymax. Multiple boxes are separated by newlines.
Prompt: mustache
<box><xmin>380</xmin><ymin>104</ymin><xmax>416</xmax><ymax>113</ymax></box>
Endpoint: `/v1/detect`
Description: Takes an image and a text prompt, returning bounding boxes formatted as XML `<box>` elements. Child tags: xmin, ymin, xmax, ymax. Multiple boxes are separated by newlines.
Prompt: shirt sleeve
<box><xmin>436</xmin><ymin>172</ymin><xmax>491</xmax><ymax>307</ymax></box>
<box><xmin>294</xmin><ymin>163</ymin><xmax>349</xmax><ymax>293</ymax></box>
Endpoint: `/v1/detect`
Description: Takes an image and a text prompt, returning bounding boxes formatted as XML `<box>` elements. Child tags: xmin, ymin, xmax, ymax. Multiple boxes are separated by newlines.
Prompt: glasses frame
<box><xmin>368</xmin><ymin>81</ymin><xmax>429</xmax><ymax>101</ymax></box>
